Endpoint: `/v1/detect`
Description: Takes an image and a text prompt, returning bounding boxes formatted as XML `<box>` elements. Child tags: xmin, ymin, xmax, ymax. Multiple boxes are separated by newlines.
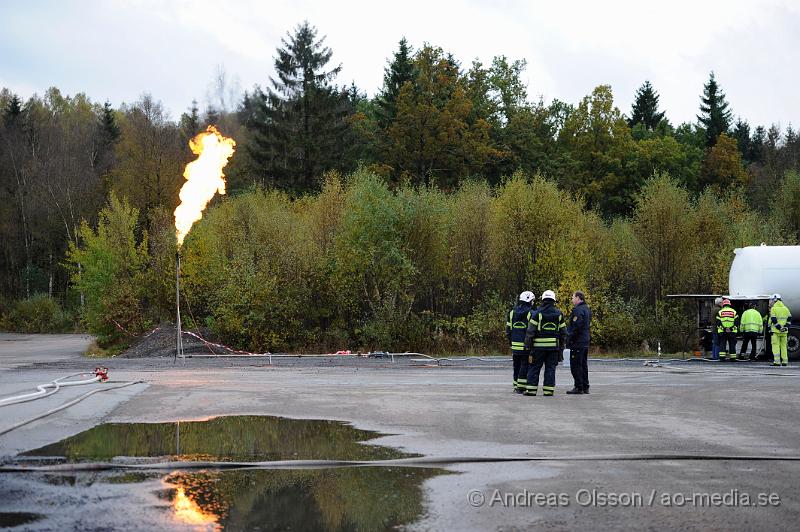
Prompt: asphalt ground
<box><xmin>1</xmin><ymin>334</ymin><xmax>799</xmax><ymax>530</ymax></box>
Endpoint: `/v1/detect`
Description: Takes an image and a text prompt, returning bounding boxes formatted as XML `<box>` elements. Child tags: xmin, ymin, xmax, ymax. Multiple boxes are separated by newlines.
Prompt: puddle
<box><xmin>161</xmin><ymin>467</ymin><xmax>441</xmax><ymax>530</ymax></box>
<box><xmin>5</xmin><ymin>416</ymin><xmax>446</xmax><ymax>530</ymax></box>
<box><xmin>0</xmin><ymin>512</ymin><xmax>44</xmax><ymax>528</ymax></box>
<box><xmin>23</xmin><ymin>415</ymin><xmax>413</xmax><ymax>462</ymax></box>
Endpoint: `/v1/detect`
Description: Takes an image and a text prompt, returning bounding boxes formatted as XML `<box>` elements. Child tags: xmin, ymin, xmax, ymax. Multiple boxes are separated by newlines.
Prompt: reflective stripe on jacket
<box><xmin>524</xmin><ymin>302</ymin><xmax>566</xmax><ymax>351</ymax></box>
<box><xmin>716</xmin><ymin>306</ymin><xmax>738</xmax><ymax>333</ymax></box>
<box><xmin>769</xmin><ymin>301</ymin><xmax>793</xmax><ymax>334</ymax></box>
<box><xmin>507</xmin><ymin>302</ymin><xmax>532</xmax><ymax>352</ymax></box>
<box><xmin>740</xmin><ymin>308</ymin><xmax>763</xmax><ymax>333</ymax></box>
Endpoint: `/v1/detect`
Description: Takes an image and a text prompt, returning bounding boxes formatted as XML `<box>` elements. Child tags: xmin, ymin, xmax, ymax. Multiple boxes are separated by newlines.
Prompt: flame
<box><xmin>174</xmin><ymin>125</ymin><xmax>236</xmax><ymax>247</ymax></box>
<box><xmin>173</xmin><ymin>487</ymin><xmax>219</xmax><ymax>527</ymax></box>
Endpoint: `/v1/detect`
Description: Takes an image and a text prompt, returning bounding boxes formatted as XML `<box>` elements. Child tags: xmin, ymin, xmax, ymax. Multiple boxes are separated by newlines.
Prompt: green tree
<box><xmin>770</xmin><ymin>170</ymin><xmax>800</xmax><ymax>244</ymax></box>
<box><xmin>628</xmin><ymin>81</ymin><xmax>665</xmax><ymax>130</ymax></box>
<box><xmin>245</xmin><ymin>21</ymin><xmax>347</xmax><ymax>192</ymax></box>
<box><xmin>699</xmin><ymin>133</ymin><xmax>748</xmax><ymax>189</ymax></box>
<box><xmin>749</xmin><ymin>125</ymin><xmax>766</xmax><ymax>163</ymax></box>
<box><xmin>386</xmin><ymin>45</ymin><xmax>501</xmax><ymax>187</ymax></box>
<box><xmin>732</xmin><ymin>118</ymin><xmax>752</xmax><ymax>163</ymax></box>
<box><xmin>100</xmin><ymin>101</ymin><xmax>120</xmax><ymax>143</ymax></box>
<box><xmin>376</xmin><ymin>37</ymin><xmax>415</xmax><ymax>128</ymax></box>
<box><xmin>697</xmin><ymin>71</ymin><xmax>732</xmax><ymax>147</ymax></box>
<box><xmin>630</xmin><ymin>174</ymin><xmax>697</xmax><ymax>303</ymax></box>
<box><xmin>66</xmin><ymin>194</ymin><xmax>149</xmax><ymax>348</ymax></box>
<box><xmin>179</xmin><ymin>99</ymin><xmax>201</xmax><ymax>143</ymax></box>
<box><xmin>3</xmin><ymin>93</ymin><xmax>23</xmax><ymax>127</ymax></box>
<box><xmin>109</xmin><ymin>94</ymin><xmax>185</xmax><ymax>222</ymax></box>
<box><xmin>559</xmin><ymin>85</ymin><xmax>637</xmax><ymax>216</ymax></box>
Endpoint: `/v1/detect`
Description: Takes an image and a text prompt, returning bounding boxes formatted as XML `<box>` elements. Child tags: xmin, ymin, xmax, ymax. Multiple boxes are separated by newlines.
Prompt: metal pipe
<box><xmin>175</xmin><ymin>251</ymin><xmax>184</xmax><ymax>366</ymax></box>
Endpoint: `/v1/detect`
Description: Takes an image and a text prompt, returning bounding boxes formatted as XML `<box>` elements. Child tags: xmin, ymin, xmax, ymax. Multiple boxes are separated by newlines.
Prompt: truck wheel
<box><xmin>789</xmin><ymin>327</ymin><xmax>800</xmax><ymax>361</ymax></box>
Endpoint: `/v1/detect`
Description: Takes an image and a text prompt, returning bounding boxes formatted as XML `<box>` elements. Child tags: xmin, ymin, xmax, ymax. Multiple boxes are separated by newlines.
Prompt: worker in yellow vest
<box><xmin>769</xmin><ymin>293</ymin><xmax>793</xmax><ymax>366</ymax></box>
<box><xmin>716</xmin><ymin>299</ymin><xmax>739</xmax><ymax>361</ymax></box>
<box><xmin>738</xmin><ymin>303</ymin><xmax>762</xmax><ymax>360</ymax></box>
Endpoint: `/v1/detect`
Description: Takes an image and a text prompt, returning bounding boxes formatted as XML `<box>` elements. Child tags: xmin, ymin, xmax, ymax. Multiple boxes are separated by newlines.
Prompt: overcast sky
<box><xmin>1</xmin><ymin>0</ymin><xmax>798</xmax><ymax>130</ymax></box>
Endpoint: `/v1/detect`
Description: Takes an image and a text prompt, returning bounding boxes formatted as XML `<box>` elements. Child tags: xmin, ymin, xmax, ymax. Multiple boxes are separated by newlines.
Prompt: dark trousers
<box><xmin>512</xmin><ymin>354</ymin><xmax>526</xmax><ymax>388</ymax></box>
<box><xmin>570</xmin><ymin>346</ymin><xmax>589</xmax><ymax>390</ymax></box>
<box><xmin>719</xmin><ymin>332</ymin><xmax>737</xmax><ymax>359</ymax></box>
<box><xmin>518</xmin><ymin>354</ymin><xmax>530</xmax><ymax>388</ymax></box>
<box><xmin>526</xmin><ymin>349</ymin><xmax>558</xmax><ymax>396</ymax></box>
<box><xmin>739</xmin><ymin>332</ymin><xmax>758</xmax><ymax>359</ymax></box>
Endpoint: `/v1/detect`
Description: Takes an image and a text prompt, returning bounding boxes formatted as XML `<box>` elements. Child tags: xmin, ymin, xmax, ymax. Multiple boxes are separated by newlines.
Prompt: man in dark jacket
<box><xmin>507</xmin><ymin>291</ymin><xmax>535</xmax><ymax>393</ymax></box>
<box><xmin>523</xmin><ymin>290</ymin><xmax>566</xmax><ymax>397</ymax></box>
<box><xmin>566</xmin><ymin>291</ymin><xmax>592</xmax><ymax>395</ymax></box>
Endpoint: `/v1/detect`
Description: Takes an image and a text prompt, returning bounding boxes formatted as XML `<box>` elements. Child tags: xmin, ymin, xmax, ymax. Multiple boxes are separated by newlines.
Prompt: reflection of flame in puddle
<box><xmin>173</xmin><ymin>487</ymin><xmax>219</xmax><ymax>529</ymax></box>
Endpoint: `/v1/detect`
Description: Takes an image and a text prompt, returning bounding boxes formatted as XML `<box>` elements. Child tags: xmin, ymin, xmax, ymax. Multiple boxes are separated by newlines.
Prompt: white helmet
<box><xmin>519</xmin><ymin>291</ymin><xmax>535</xmax><ymax>303</ymax></box>
<box><xmin>541</xmin><ymin>289</ymin><xmax>556</xmax><ymax>301</ymax></box>
<box><xmin>771</xmin><ymin>293</ymin><xmax>782</xmax><ymax>301</ymax></box>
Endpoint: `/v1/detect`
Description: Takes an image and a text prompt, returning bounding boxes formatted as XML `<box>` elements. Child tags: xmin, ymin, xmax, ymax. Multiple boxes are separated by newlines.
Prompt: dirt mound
<box><xmin>122</xmin><ymin>324</ymin><xmax>250</xmax><ymax>358</ymax></box>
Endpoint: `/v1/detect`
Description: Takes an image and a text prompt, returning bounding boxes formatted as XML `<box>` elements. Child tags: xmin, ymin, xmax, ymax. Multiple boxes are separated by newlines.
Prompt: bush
<box><xmin>66</xmin><ymin>194</ymin><xmax>150</xmax><ymax>347</ymax></box>
<box><xmin>2</xmin><ymin>294</ymin><xmax>73</xmax><ymax>333</ymax></box>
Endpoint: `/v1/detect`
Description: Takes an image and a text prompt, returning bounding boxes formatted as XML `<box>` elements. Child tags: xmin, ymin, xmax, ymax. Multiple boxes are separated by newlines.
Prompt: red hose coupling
<box><xmin>94</xmin><ymin>367</ymin><xmax>109</xmax><ymax>381</ymax></box>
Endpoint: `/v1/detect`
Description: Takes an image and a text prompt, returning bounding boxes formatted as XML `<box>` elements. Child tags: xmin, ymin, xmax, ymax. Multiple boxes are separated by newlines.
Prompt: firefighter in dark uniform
<box><xmin>716</xmin><ymin>298</ymin><xmax>739</xmax><ymax>361</ymax></box>
<box><xmin>523</xmin><ymin>290</ymin><xmax>566</xmax><ymax>397</ymax></box>
<box><xmin>566</xmin><ymin>290</ymin><xmax>592</xmax><ymax>395</ymax></box>
<box><xmin>506</xmin><ymin>291</ymin><xmax>535</xmax><ymax>393</ymax></box>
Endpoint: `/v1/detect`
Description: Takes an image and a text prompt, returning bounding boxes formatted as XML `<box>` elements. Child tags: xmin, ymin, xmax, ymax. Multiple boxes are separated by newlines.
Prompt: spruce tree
<box><xmin>628</xmin><ymin>81</ymin><xmax>665</xmax><ymax>130</ymax></box>
<box><xmin>246</xmin><ymin>21</ymin><xmax>345</xmax><ymax>192</ymax></box>
<box><xmin>100</xmin><ymin>101</ymin><xmax>120</xmax><ymax>143</ymax></box>
<box><xmin>179</xmin><ymin>100</ymin><xmax>200</xmax><ymax>136</ymax></box>
<box><xmin>376</xmin><ymin>37</ymin><xmax>415</xmax><ymax>128</ymax></box>
<box><xmin>732</xmin><ymin>118</ymin><xmax>752</xmax><ymax>163</ymax></box>
<box><xmin>697</xmin><ymin>71</ymin><xmax>732</xmax><ymax>147</ymax></box>
<box><xmin>750</xmin><ymin>125</ymin><xmax>766</xmax><ymax>163</ymax></box>
<box><xmin>3</xmin><ymin>94</ymin><xmax>22</xmax><ymax>127</ymax></box>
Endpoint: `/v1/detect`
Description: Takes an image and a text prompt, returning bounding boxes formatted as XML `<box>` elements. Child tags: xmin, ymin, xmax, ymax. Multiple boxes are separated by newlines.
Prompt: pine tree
<box><xmin>697</xmin><ymin>71</ymin><xmax>732</xmax><ymax>147</ymax></box>
<box><xmin>179</xmin><ymin>99</ymin><xmax>200</xmax><ymax>141</ymax></box>
<box><xmin>750</xmin><ymin>125</ymin><xmax>766</xmax><ymax>163</ymax></box>
<box><xmin>628</xmin><ymin>81</ymin><xmax>665</xmax><ymax>130</ymax></box>
<box><xmin>376</xmin><ymin>37</ymin><xmax>415</xmax><ymax>128</ymax></box>
<box><xmin>3</xmin><ymin>94</ymin><xmax>23</xmax><ymax>127</ymax></box>
<box><xmin>246</xmin><ymin>21</ymin><xmax>346</xmax><ymax>192</ymax></box>
<box><xmin>732</xmin><ymin>118</ymin><xmax>752</xmax><ymax>163</ymax></box>
<box><xmin>100</xmin><ymin>101</ymin><xmax>120</xmax><ymax>143</ymax></box>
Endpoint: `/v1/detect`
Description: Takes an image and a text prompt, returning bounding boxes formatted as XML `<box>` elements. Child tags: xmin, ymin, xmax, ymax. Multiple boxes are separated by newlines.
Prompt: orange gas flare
<box><xmin>174</xmin><ymin>125</ymin><xmax>236</xmax><ymax>247</ymax></box>
<box><xmin>173</xmin><ymin>487</ymin><xmax>219</xmax><ymax>527</ymax></box>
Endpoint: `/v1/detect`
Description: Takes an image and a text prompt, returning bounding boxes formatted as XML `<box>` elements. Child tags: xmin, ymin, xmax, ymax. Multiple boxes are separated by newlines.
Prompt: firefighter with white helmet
<box><xmin>522</xmin><ymin>289</ymin><xmax>566</xmax><ymax>396</ymax></box>
<box><xmin>507</xmin><ymin>291</ymin><xmax>535</xmax><ymax>392</ymax></box>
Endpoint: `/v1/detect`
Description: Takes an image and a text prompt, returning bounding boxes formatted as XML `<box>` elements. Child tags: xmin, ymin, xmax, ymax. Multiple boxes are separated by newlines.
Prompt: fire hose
<box><xmin>0</xmin><ymin>368</ymin><xmax>109</xmax><ymax>407</ymax></box>
<box><xmin>0</xmin><ymin>368</ymin><xmax>143</xmax><ymax>438</ymax></box>
<box><xmin>4</xmin><ymin>453</ymin><xmax>800</xmax><ymax>473</ymax></box>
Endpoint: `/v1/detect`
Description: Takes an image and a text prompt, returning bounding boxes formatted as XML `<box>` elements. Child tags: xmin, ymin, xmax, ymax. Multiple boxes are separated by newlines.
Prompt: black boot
<box><xmin>566</xmin><ymin>387</ymin><xmax>582</xmax><ymax>395</ymax></box>
<box><xmin>582</xmin><ymin>388</ymin><xmax>590</xmax><ymax>394</ymax></box>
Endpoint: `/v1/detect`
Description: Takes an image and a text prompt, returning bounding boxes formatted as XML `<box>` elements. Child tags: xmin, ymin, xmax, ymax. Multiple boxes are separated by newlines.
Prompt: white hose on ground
<box><xmin>0</xmin><ymin>380</ymin><xmax>143</xmax><ymax>437</ymax></box>
<box><xmin>0</xmin><ymin>373</ymin><xmax>101</xmax><ymax>407</ymax></box>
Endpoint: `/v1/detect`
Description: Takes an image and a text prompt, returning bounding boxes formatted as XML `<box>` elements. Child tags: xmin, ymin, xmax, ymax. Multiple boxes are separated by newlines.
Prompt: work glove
<box><xmin>781</xmin><ymin>326</ymin><xmax>788</xmax><ymax>333</ymax></box>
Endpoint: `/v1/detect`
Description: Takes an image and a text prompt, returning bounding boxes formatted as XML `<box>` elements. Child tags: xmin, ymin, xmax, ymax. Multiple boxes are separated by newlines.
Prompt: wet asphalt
<box><xmin>1</xmin><ymin>334</ymin><xmax>799</xmax><ymax>531</ymax></box>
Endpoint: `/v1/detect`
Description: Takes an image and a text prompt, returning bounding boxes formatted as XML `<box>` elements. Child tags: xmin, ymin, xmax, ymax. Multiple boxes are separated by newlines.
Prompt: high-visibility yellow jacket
<box><xmin>740</xmin><ymin>308</ymin><xmax>763</xmax><ymax>333</ymax></box>
<box><xmin>716</xmin><ymin>305</ymin><xmax>738</xmax><ymax>333</ymax></box>
<box><xmin>769</xmin><ymin>301</ymin><xmax>793</xmax><ymax>334</ymax></box>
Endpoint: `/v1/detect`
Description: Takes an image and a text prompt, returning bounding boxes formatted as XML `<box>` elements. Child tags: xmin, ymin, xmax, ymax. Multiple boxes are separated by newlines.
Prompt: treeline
<box><xmin>1</xmin><ymin>21</ymin><xmax>799</xmax><ymax>350</ymax></box>
<box><xmin>65</xmin><ymin>171</ymin><xmax>798</xmax><ymax>354</ymax></box>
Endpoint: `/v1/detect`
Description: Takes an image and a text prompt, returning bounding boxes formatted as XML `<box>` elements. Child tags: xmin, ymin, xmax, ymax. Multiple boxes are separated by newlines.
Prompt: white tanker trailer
<box><xmin>728</xmin><ymin>245</ymin><xmax>799</xmax><ymax>359</ymax></box>
<box><xmin>669</xmin><ymin>245</ymin><xmax>799</xmax><ymax>360</ymax></box>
